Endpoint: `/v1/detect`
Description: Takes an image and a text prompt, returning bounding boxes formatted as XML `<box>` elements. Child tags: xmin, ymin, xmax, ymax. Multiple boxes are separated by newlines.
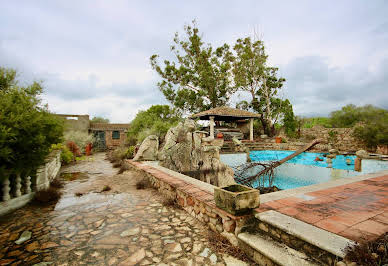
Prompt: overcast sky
<box><xmin>1</xmin><ymin>1</ymin><xmax>387</xmax><ymax>122</ymax></box>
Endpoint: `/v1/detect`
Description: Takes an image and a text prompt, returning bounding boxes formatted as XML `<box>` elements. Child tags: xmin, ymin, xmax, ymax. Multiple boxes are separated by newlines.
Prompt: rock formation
<box><xmin>159</xmin><ymin>119</ymin><xmax>235</xmax><ymax>187</ymax></box>
<box><xmin>133</xmin><ymin>135</ymin><xmax>159</xmax><ymax>161</ymax></box>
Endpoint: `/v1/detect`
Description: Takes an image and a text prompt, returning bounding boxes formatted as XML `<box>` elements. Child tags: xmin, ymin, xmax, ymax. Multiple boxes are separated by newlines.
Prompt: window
<box><xmin>112</xmin><ymin>131</ymin><xmax>120</xmax><ymax>139</ymax></box>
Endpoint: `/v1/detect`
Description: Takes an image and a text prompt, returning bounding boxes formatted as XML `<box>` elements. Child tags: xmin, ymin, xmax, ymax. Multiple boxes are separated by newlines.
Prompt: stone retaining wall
<box><xmin>127</xmin><ymin>160</ymin><xmax>254</xmax><ymax>248</ymax></box>
<box><xmin>300</xmin><ymin>126</ymin><xmax>366</xmax><ymax>152</ymax></box>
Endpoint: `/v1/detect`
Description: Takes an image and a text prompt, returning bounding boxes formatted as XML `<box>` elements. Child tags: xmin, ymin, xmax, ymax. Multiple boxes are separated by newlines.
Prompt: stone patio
<box><xmin>256</xmin><ymin>174</ymin><xmax>388</xmax><ymax>243</ymax></box>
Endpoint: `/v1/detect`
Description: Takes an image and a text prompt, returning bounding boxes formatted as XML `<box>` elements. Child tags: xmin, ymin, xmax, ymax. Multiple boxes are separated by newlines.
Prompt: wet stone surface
<box><xmin>0</xmin><ymin>153</ymin><xmax>249</xmax><ymax>265</ymax></box>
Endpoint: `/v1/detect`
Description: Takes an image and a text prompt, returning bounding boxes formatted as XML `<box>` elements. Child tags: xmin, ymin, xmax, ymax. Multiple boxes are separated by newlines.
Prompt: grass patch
<box><xmin>161</xmin><ymin>197</ymin><xmax>182</xmax><ymax>210</ymax></box>
<box><xmin>50</xmin><ymin>178</ymin><xmax>64</xmax><ymax>189</ymax></box>
<box><xmin>112</xmin><ymin>161</ymin><xmax>122</xmax><ymax>168</ymax></box>
<box><xmin>345</xmin><ymin>232</ymin><xmax>387</xmax><ymax>266</ymax></box>
<box><xmin>34</xmin><ymin>187</ymin><xmax>62</xmax><ymax>205</ymax></box>
<box><xmin>117</xmin><ymin>162</ymin><xmax>130</xmax><ymax>174</ymax></box>
<box><xmin>205</xmin><ymin>230</ymin><xmax>255</xmax><ymax>264</ymax></box>
<box><xmin>101</xmin><ymin>185</ymin><xmax>111</xmax><ymax>192</ymax></box>
<box><xmin>136</xmin><ymin>178</ymin><xmax>151</xmax><ymax>190</ymax></box>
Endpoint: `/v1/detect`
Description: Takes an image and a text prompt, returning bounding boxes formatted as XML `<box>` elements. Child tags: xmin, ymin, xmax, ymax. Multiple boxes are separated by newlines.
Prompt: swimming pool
<box><xmin>220</xmin><ymin>151</ymin><xmax>388</xmax><ymax>190</ymax></box>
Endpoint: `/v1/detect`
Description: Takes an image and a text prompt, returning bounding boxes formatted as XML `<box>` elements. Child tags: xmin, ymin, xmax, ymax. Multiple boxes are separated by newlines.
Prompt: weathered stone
<box><xmin>199</xmin><ymin>247</ymin><xmax>210</xmax><ymax>258</ymax></box>
<box><xmin>15</xmin><ymin>230</ymin><xmax>31</xmax><ymax>244</ymax></box>
<box><xmin>119</xmin><ymin>248</ymin><xmax>145</xmax><ymax>265</ymax></box>
<box><xmin>159</xmin><ymin>119</ymin><xmax>235</xmax><ymax>187</ymax></box>
<box><xmin>120</xmin><ymin>227</ymin><xmax>140</xmax><ymax>237</ymax></box>
<box><xmin>221</xmin><ymin>231</ymin><xmax>239</xmax><ymax>246</ymax></box>
<box><xmin>26</xmin><ymin>241</ymin><xmax>39</xmax><ymax>252</ymax></box>
<box><xmin>133</xmin><ymin>135</ymin><xmax>159</xmax><ymax>161</ymax></box>
<box><xmin>164</xmin><ymin>242</ymin><xmax>182</xmax><ymax>252</ymax></box>
<box><xmin>258</xmin><ymin>222</ymin><xmax>268</xmax><ymax>232</ymax></box>
<box><xmin>41</xmin><ymin>242</ymin><xmax>59</xmax><ymax>249</ymax></box>
<box><xmin>223</xmin><ymin>220</ymin><xmax>236</xmax><ymax>233</ymax></box>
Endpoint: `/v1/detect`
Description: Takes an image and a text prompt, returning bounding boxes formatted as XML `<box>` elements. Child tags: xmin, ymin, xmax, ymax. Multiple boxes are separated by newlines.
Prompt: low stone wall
<box><xmin>0</xmin><ymin>150</ymin><xmax>61</xmax><ymax>216</ymax></box>
<box><xmin>36</xmin><ymin>150</ymin><xmax>62</xmax><ymax>190</ymax></box>
<box><xmin>300</xmin><ymin>126</ymin><xmax>365</xmax><ymax>152</ymax></box>
<box><xmin>127</xmin><ymin>160</ymin><xmax>254</xmax><ymax>247</ymax></box>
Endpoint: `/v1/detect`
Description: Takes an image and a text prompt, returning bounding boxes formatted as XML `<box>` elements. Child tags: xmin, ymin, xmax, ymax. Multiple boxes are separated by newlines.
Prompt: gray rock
<box><xmin>133</xmin><ymin>135</ymin><xmax>159</xmax><ymax>161</ymax></box>
<box><xmin>159</xmin><ymin>119</ymin><xmax>235</xmax><ymax>187</ymax></box>
<box><xmin>15</xmin><ymin>230</ymin><xmax>31</xmax><ymax>244</ymax></box>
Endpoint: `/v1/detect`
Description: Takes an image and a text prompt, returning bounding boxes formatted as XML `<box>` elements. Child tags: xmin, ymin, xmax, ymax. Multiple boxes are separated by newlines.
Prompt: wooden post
<box><xmin>249</xmin><ymin>118</ymin><xmax>254</xmax><ymax>141</ymax></box>
<box><xmin>209</xmin><ymin>116</ymin><xmax>215</xmax><ymax>139</ymax></box>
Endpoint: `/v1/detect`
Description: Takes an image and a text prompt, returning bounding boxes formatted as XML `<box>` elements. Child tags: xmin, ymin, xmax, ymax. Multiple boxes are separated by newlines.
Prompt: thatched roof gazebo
<box><xmin>191</xmin><ymin>106</ymin><xmax>261</xmax><ymax>141</ymax></box>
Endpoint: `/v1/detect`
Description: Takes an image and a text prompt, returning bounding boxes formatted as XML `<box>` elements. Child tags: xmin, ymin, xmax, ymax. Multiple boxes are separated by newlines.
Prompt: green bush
<box><xmin>125</xmin><ymin>146</ymin><xmax>135</xmax><ymax>159</ymax></box>
<box><xmin>51</xmin><ymin>143</ymin><xmax>74</xmax><ymax>164</ymax></box>
<box><xmin>128</xmin><ymin>105</ymin><xmax>181</xmax><ymax>145</ymax></box>
<box><xmin>0</xmin><ymin>67</ymin><xmax>64</xmax><ymax>181</ymax></box>
<box><xmin>353</xmin><ymin>111</ymin><xmax>388</xmax><ymax>148</ymax></box>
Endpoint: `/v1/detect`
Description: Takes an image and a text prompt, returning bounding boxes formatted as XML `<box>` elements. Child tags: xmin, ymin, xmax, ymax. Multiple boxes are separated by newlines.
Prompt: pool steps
<box><xmin>236</xmin><ymin>210</ymin><xmax>355</xmax><ymax>265</ymax></box>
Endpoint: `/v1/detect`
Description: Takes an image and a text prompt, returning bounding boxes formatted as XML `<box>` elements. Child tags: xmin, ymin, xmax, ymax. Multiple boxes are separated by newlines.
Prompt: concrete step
<box><xmin>255</xmin><ymin>211</ymin><xmax>356</xmax><ymax>261</ymax></box>
<box><xmin>238</xmin><ymin>232</ymin><xmax>320</xmax><ymax>266</ymax></box>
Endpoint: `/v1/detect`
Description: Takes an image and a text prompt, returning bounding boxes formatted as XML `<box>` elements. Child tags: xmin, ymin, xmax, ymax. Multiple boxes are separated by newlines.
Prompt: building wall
<box><xmin>105</xmin><ymin>130</ymin><xmax>127</xmax><ymax>149</ymax></box>
<box><xmin>56</xmin><ymin>114</ymin><xmax>90</xmax><ymax>133</ymax></box>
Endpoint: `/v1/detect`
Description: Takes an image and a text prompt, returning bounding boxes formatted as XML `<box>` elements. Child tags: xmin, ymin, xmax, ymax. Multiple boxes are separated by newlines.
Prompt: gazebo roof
<box><xmin>191</xmin><ymin>106</ymin><xmax>261</xmax><ymax>121</ymax></box>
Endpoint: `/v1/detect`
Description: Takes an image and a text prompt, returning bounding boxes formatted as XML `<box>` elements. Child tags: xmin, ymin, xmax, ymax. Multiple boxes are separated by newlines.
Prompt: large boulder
<box><xmin>159</xmin><ymin>119</ymin><xmax>235</xmax><ymax>187</ymax></box>
<box><xmin>133</xmin><ymin>135</ymin><xmax>159</xmax><ymax>161</ymax></box>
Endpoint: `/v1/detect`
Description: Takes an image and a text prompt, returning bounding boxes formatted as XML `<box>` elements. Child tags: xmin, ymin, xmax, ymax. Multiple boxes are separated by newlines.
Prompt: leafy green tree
<box><xmin>150</xmin><ymin>22</ymin><xmax>235</xmax><ymax>113</ymax></box>
<box><xmin>301</xmin><ymin>117</ymin><xmax>333</xmax><ymax>128</ymax></box>
<box><xmin>233</xmin><ymin>37</ymin><xmax>287</xmax><ymax>136</ymax></box>
<box><xmin>330</xmin><ymin>104</ymin><xmax>386</xmax><ymax>128</ymax></box>
<box><xmin>352</xmin><ymin>106</ymin><xmax>388</xmax><ymax>148</ymax></box>
<box><xmin>127</xmin><ymin>105</ymin><xmax>181</xmax><ymax>144</ymax></box>
<box><xmin>0</xmin><ymin>67</ymin><xmax>64</xmax><ymax>181</ymax></box>
<box><xmin>91</xmin><ymin>116</ymin><xmax>110</xmax><ymax>123</ymax></box>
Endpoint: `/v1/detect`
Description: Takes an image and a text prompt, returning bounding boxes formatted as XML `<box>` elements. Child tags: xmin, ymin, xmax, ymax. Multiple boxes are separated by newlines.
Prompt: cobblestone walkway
<box><xmin>0</xmin><ymin>153</ymin><xmax>249</xmax><ymax>265</ymax></box>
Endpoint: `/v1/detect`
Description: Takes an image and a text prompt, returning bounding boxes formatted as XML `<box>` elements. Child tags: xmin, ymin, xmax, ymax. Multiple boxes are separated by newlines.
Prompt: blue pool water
<box><xmin>220</xmin><ymin>151</ymin><xmax>388</xmax><ymax>190</ymax></box>
<box><xmin>250</xmin><ymin>150</ymin><xmax>356</xmax><ymax>170</ymax></box>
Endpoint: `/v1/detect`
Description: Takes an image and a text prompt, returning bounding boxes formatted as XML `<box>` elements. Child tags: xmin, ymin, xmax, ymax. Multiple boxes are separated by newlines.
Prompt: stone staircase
<box><xmin>237</xmin><ymin>210</ymin><xmax>354</xmax><ymax>265</ymax></box>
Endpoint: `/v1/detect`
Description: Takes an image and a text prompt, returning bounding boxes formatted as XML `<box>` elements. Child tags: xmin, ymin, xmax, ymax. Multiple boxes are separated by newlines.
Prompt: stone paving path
<box><xmin>0</xmin><ymin>153</ymin><xmax>249</xmax><ymax>266</ymax></box>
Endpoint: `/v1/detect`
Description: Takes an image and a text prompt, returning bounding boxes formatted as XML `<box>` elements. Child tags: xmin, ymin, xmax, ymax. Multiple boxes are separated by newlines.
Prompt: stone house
<box><xmin>89</xmin><ymin>123</ymin><xmax>130</xmax><ymax>150</ymax></box>
<box><xmin>56</xmin><ymin>114</ymin><xmax>130</xmax><ymax>150</ymax></box>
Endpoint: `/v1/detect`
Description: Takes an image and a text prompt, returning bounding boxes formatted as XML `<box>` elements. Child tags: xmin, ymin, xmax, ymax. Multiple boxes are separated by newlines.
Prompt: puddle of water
<box><xmin>55</xmin><ymin>192</ymin><xmax>136</xmax><ymax>210</ymax></box>
<box><xmin>60</xmin><ymin>172</ymin><xmax>89</xmax><ymax>181</ymax></box>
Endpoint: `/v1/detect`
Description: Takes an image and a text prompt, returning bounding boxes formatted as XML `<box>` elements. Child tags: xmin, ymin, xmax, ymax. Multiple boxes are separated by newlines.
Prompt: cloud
<box><xmin>1</xmin><ymin>0</ymin><xmax>387</xmax><ymax>122</ymax></box>
<box><xmin>282</xmin><ymin>56</ymin><xmax>388</xmax><ymax>116</ymax></box>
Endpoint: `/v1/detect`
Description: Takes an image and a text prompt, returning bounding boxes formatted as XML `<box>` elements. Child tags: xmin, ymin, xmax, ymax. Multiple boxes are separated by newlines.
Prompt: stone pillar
<box><xmin>249</xmin><ymin>118</ymin><xmax>254</xmax><ymax>141</ymax></box>
<box><xmin>354</xmin><ymin>157</ymin><xmax>362</xmax><ymax>172</ymax></box>
<box><xmin>15</xmin><ymin>173</ymin><xmax>22</xmax><ymax>197</ymax></box>
<box><xmin>2</xmin><ymin>176</ymin><xmax>11</xmax><ymax>201</ymax></box>
<box><xmin>209</xmin><ymin>116</ymin><xmax>215</xmax><ymax>139</ymax></box>
<box><xmin>25</xmin><ymin>176</ymin><xmax>32</xmax><ymax>194</ymax></box>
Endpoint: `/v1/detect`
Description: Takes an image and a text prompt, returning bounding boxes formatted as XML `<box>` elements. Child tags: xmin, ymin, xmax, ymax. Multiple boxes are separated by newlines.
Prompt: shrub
<box><xmin>125</xmin><ymin>146</ymin><xmax>135</xmax><ymax>159</ymax></box>
<box><xmin>0</xmin><ymin>67</ymin><xmax>64</xmax><ymax>182</ymax></box>
<box><xmin>353</xmin><ymin>109</ymin><xmax>388</xmax><ymax>149</ymax></box>
<box><xmin>64</xmin><ymin>130</ymin><xmax>95</xmax><ymax>153</ymax></box>
<box><xmin>136</xmin><ymin>178</ymin><xmax>151</xmax><ymax>189</ymax></box>
<box><xmin>51</xmin><ymin>143</ymin><xmax>74</xmax><ymax>164</ymax></box>
<box><xmin>66</xmin><ymin>141</ymin><xmax>81</xmax><ymax>157</ymax></box>
<box><xmin>34</xmin><ymin>187</ymin><xmax>62</xmax><ymax>204</ymax></box>
<box><xmin>344</xmin><ymin>232</ymin><xmax>387</xmax><ymax>266</ymax></box>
